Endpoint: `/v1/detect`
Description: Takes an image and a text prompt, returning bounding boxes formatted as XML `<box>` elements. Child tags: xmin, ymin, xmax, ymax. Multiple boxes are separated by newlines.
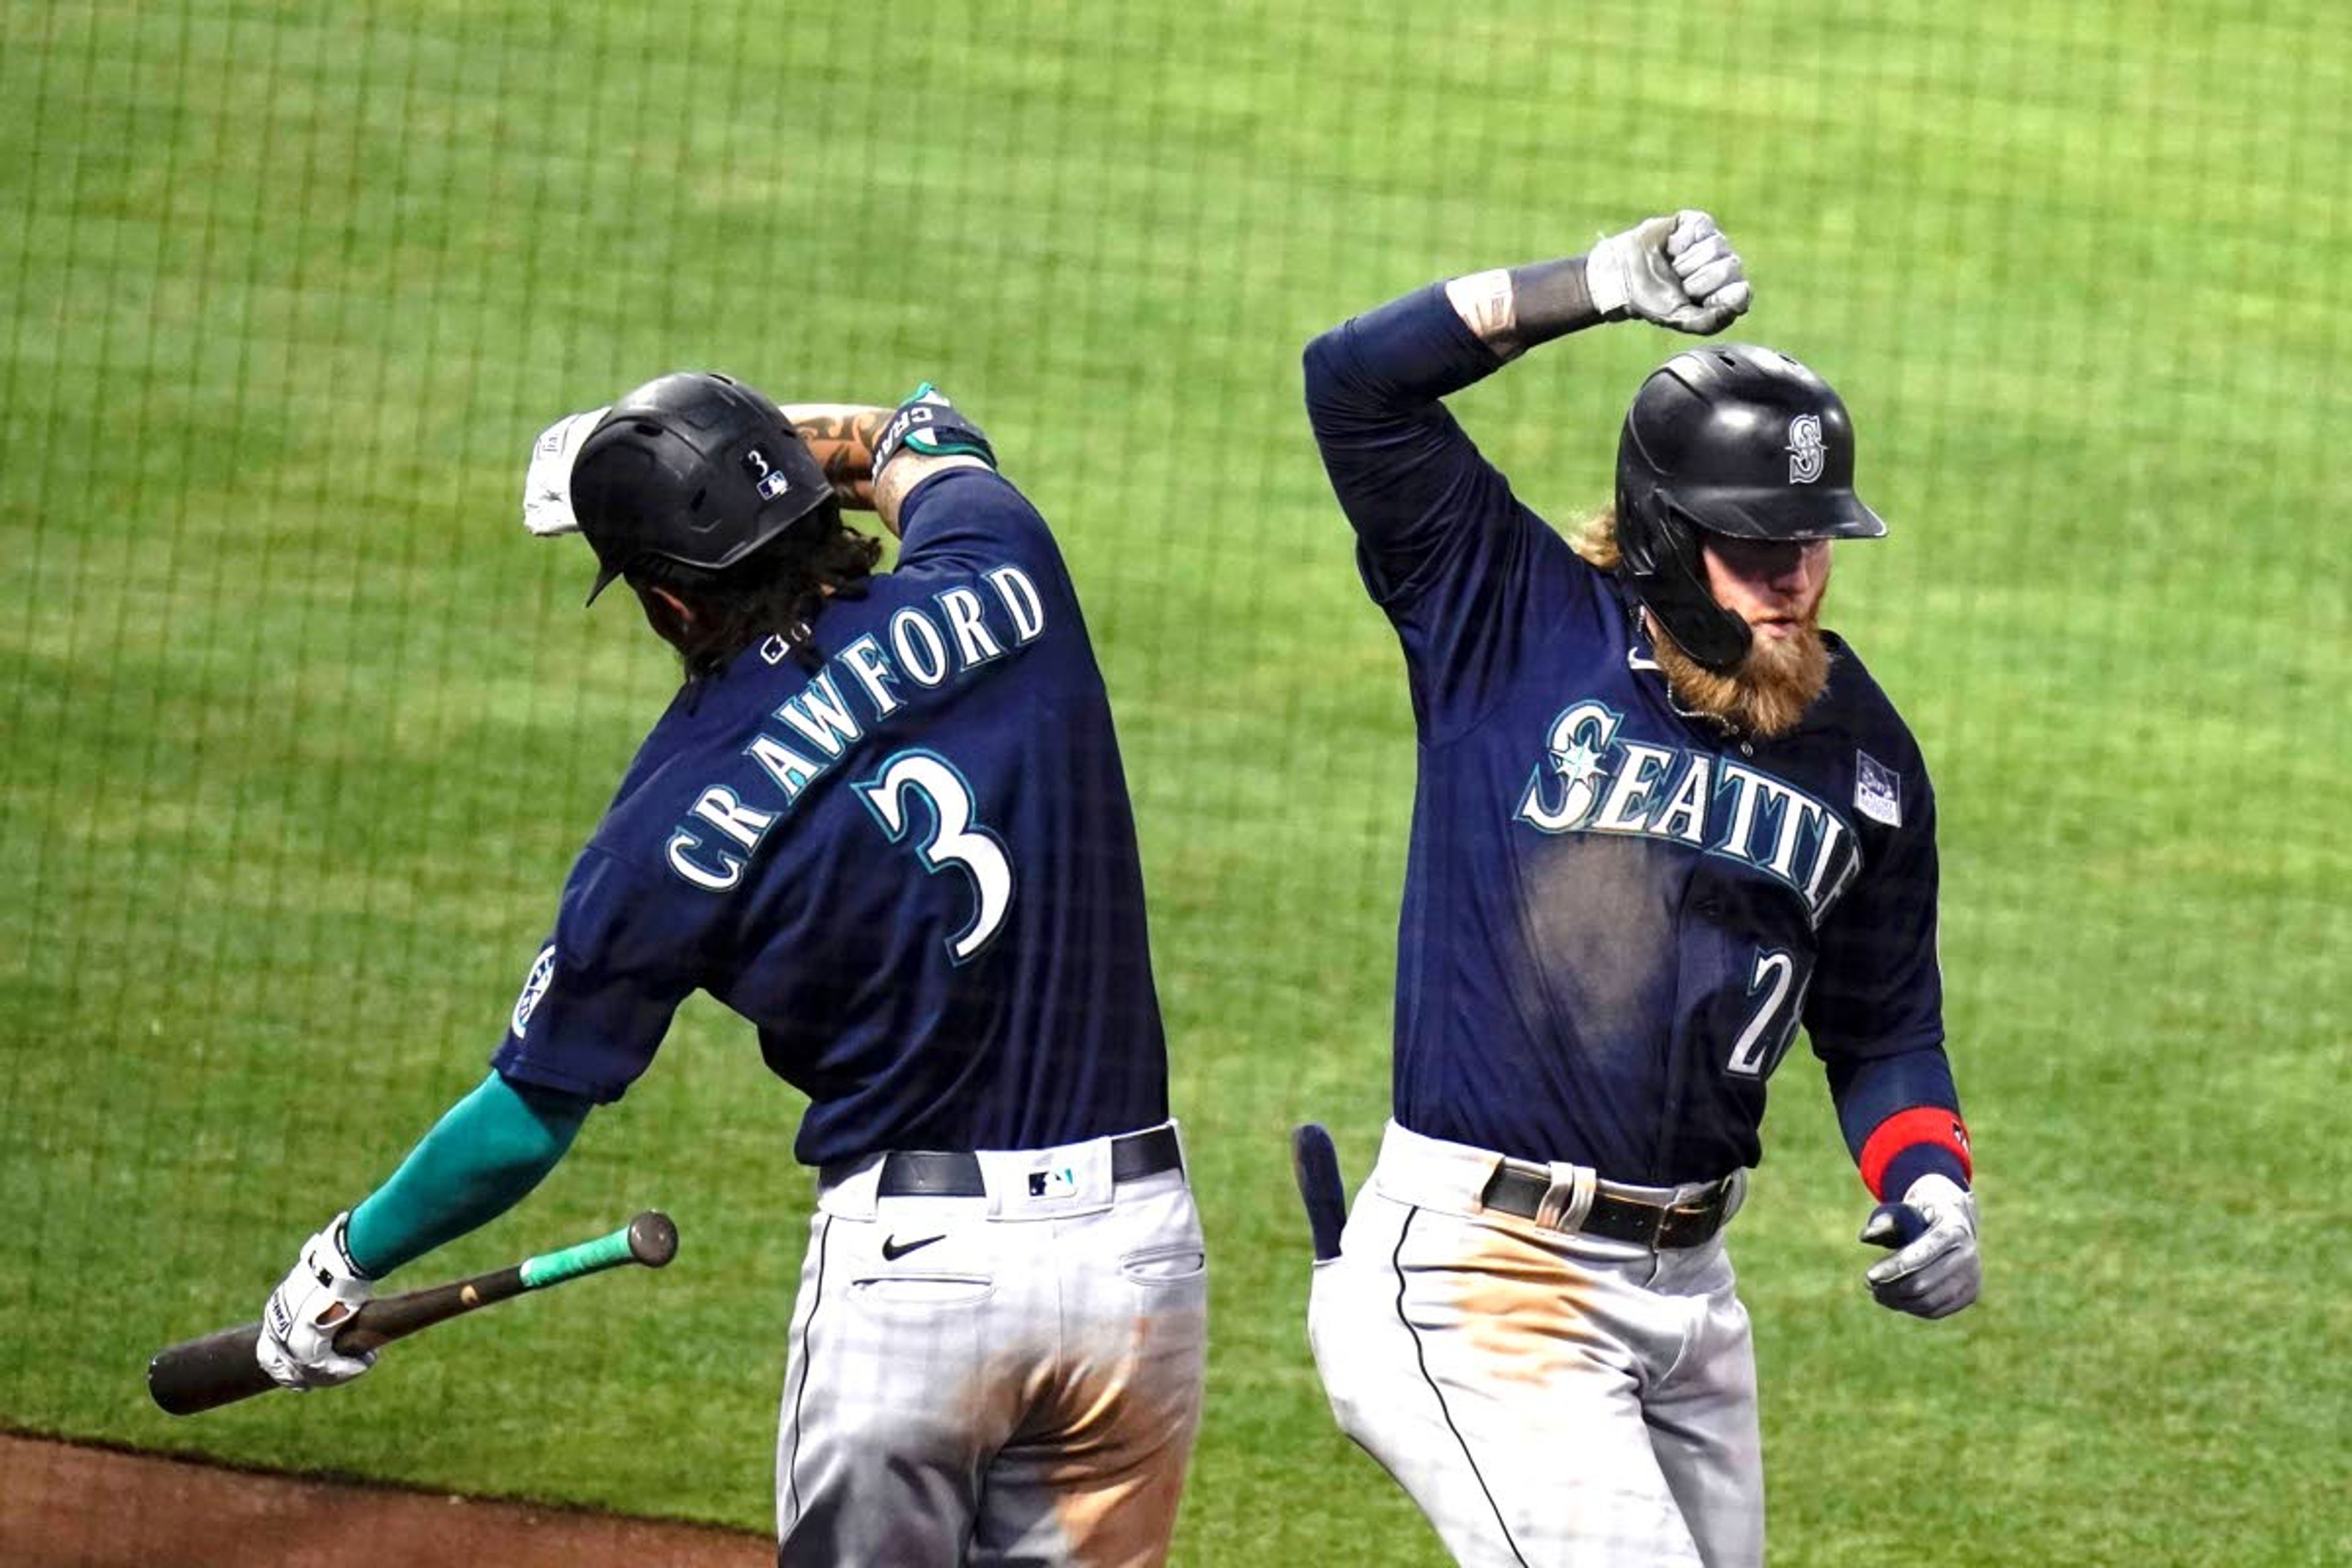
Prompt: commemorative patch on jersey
<box><xmin>1854</xmin><ymin>750</ymin><xmax>1902</xmax><ymax>827</ymax></box>
<box><xmin>510</xmin><ymin>943</ymin><xmax>557</xmax><ymax>1039</ymax></box>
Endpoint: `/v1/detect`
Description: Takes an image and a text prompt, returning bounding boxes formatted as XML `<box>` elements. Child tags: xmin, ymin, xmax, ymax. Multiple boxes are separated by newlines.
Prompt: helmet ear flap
<box><xmin>1615</xmin><ymin>492</ymin><xmax>1752</xmax><ymax>673</ymax></box>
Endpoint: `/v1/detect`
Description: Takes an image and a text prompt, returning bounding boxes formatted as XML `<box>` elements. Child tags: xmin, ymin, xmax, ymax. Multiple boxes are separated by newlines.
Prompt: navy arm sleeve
<box><xmin>1806</xmin><ymin>773</ymin><xmax>1945</xmax><ymax>1061</ymax></box>
<box><xmin>1825</xmin><ymin>1046</ymin><xmax>1972</xmax><ymax>1199</ymax></box>
<box><xmin>1302</xmin><ymin>282</ymin><xmax>1520</xmax><ymax>603</ymax></box>
<box><xmin>1809</xmin><ymin>776</ymin><xmax>1972</xmax><ymax>1196</ymax></box>
<box><xmin>1302</xmin><ymin>284</ymin><xmax>1574</xmax><ymax>733</ymax></box>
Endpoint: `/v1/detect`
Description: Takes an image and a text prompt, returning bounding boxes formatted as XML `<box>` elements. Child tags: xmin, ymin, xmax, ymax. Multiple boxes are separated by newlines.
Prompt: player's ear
<box><xmin>633</xmin><ymin>582</ymin><xmax>699</xmax><ymax>647</ymax></box>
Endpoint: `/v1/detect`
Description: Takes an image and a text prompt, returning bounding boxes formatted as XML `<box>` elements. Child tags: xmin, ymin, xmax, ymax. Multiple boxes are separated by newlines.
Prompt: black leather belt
<box><xmin>825</xmin><ymin>1125</ymin><xmax>1184</xmax><ymax>1198</ymax></box>
<box><xmin>1479</xmin><ymin>1161</ymin><xmax>1736</xmax><ymax>1250</ymax></box>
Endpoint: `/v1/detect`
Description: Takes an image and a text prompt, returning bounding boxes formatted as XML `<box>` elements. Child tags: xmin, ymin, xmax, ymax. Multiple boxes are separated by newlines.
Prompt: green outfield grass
<box><xmin>3</xmin><ymin>1</ymin><xmax>2346</xmax><ymax>1562</ymax></box>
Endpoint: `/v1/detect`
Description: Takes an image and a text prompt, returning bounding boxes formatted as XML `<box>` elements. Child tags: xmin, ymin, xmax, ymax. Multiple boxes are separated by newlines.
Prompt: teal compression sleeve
<box><xmin>344</xmin><ymin>1071</ymin><xmax>592</xmax><ymax>1277</ymax></box>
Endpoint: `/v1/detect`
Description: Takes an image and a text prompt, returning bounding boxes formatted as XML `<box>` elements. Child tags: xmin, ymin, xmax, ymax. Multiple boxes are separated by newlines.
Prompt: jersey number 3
<box><xmin>854</xmin><ymin>750</ymin><xmax>1015</xmax><ymax>963</ymax></box>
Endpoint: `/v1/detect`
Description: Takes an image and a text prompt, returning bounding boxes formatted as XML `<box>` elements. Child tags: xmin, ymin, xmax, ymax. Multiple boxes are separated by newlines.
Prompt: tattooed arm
<box><xmin>781</xmin><ymin>403</ymin><xmax>990</xmax><ymax>538</ymax></box>
<box><xmin>780</xmin><ymin>404</ymin><xmax>889</xmax><ymax>511</ymax></box>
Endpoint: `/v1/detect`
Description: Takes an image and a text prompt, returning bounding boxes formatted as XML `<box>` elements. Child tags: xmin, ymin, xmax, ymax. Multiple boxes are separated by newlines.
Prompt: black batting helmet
<box><xmin>1613</xmin><ymin>344</ymin><xmax>1885</xmax><ymax>670</ymax></box>
<box><xmin>568</xmin><ymin>372</ymin><xmax>833</xmax><ymax>604</ymax></box>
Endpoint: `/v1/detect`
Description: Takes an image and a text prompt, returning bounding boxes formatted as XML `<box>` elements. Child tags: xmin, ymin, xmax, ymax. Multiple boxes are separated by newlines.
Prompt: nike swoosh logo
<box><xmin>881</xmin><ymin>1233</ymin><xmax>945</xmax><ymax>1262</ymax></box>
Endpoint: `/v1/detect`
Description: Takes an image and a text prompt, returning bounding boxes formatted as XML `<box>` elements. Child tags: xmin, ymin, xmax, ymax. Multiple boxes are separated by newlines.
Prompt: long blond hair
<box><xmin>1564</xmin><ymin>507</ymin><xmax>1621</xmax><ymax>572</ymax></box>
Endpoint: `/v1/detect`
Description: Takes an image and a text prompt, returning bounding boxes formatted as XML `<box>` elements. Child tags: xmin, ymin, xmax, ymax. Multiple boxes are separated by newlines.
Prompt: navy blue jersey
<box><xmin>493</xmin><ymin>468</ymin><xmax>1169</xmax><ymax>1167</ymax></box>
<box><xmin>1306</xmin><ymin>287</ymin><xmax>1946</xmax><ymax>1185</ymax></box>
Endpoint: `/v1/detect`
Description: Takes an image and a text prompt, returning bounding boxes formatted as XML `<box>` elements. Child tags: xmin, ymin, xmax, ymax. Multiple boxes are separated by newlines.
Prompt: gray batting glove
<box><xmin>1585</xmin><ymin>209</ymin><xmax>1753</xmax><ymax>334</ymax></box>
<box><xmin>257</xmin><ymin>1212</ymin><xmax>378</xmax><ymax>1390</ymax></box>
<box><xmin>1860</xmin><ymin>1174</ymin><xmax>1981</xmax><ymax>1320</ymax></box>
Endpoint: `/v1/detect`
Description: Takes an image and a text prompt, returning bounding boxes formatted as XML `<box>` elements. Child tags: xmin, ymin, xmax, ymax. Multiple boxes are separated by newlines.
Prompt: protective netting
<box><xmin>3</xmin><ymin>4</ymin><xmax>2344</xmax><ymax>1562</ymax></box>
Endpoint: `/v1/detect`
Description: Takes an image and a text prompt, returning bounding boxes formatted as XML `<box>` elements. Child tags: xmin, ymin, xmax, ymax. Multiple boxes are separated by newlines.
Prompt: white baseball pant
<box><xmin>778</xmin><ymin>1122</ymin><xmax>1207</xmax><ymax>1567</ymax></box>
<box><xmin>1309</xmin><ymin>1121</ymin><xmax>1762</xmax><ymax>1568</ymax></box>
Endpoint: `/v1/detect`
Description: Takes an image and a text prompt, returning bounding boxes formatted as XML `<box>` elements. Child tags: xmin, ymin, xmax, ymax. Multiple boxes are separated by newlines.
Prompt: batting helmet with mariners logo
<box><xmin>1614</xmin><ymin>344</ymin><xmax>1886</xmax><ymax>670</ymax></box>
<box><xmin>568</xmin><ymin>372</ymin><xmax>834</xmax><ymax>604</ymax></box>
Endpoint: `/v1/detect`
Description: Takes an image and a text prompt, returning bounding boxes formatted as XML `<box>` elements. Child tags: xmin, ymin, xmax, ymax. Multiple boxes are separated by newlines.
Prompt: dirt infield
<box><xmin>0</xmin><ymin>1434</ymin><xmax>771</xmax><ymax>1567</ymax></box>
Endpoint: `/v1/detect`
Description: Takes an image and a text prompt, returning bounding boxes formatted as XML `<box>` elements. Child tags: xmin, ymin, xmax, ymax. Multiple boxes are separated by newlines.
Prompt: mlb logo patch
<box><xmin>1028</xmin><ymin>1166</ymin><xmax>1079</xmax><ymax>1199</ymax></box>
<box><xmin>1854</xmin><ymin>751</ymin><xmax>1902</xmax><ymax>827</ymax></box>
<box><xmin>741</xmin><ymin>445</ymin><xmax>791</xmax><ymax>500</ymax></box>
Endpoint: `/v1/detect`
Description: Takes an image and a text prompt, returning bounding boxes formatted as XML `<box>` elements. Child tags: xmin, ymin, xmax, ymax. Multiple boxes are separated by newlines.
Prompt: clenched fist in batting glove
<box><xmin>257</xmin><ymin>1212</ymin><xmax>377</xmax><ymax>1390</ymax></box>
<box><xmin>1586</xmin><ymin>209</ymin><xmax>1752</xmax><ymax>335</ymax></box>
<box><xmin>1860</xmin><ymin>1174</ymin><xmax>1980</xmax><ymax>1320</ymax></box>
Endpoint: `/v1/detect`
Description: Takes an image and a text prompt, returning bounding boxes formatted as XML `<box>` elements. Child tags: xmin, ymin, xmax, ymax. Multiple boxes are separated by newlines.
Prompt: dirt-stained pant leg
<box><xmin>1309</xmin><ymin>1150</ymin><xmax>1763</xmax><ymax>1568</ymax></box>
<box><xmin>777</xmin><ymin>1160</ymin><xmax>1206</xmax><ymax>1567</ymax></box>
<box><xmin>970</xmin><ymin>1174</ymin><xmax>1207</xmax><ymax>1568</ymax></box>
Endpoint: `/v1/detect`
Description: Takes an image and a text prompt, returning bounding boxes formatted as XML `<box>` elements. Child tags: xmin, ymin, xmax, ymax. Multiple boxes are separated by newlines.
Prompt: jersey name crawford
<box><xmin>663</xmin><ymin>564</ymin><xmax>1047</xmax><ymax>891</ymax></box>
<box><xmin>1515</xmin><ymin>699</ymin><xmax>1863</xmax><ymax>923</ymax></box>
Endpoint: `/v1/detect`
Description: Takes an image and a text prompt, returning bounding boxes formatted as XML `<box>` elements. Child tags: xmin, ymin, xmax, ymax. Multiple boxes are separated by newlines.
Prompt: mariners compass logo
<box><xmin>511</xmin><ymin>943</ymin><xmax>557</xmax><ymax>1039</ymax></box>
<box><xmin>1785</xmin><ymin>414</ymin><xmax>1826</xmax><ymax>483</ymax></box>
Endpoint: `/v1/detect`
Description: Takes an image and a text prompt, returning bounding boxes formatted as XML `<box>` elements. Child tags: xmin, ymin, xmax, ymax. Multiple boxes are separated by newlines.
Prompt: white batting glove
<box><xmin>257</xmin><ymin>1213</ymin><xmax>378</xmax><ymax>1391</ymax></box>
<box><xmin>1860</xmin><ymin>1174</ymin><xmax>1981</xmax><ymax>1320</ymax></box>
<box><xmin>1585</xmin><ymin>209</ymin><xmax>1753</xmax><ymax>335</ymax></box>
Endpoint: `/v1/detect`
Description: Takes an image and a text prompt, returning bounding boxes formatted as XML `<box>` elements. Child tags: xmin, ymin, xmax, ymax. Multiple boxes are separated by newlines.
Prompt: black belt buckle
<box><xmin>1654</xmin><ymin>1200</ymin><xmax>1706</xmax><ymax>1249</ymax></box>
<box><xmin>1654</xmin><ymin>1178</ymin><xmax>1733</xmax><ymax>1248</ymax></box>
<box><xmin>1481</xmin><ymin>1161</ymin><xmax>1730</xmax><ymax>1250</ymax></box>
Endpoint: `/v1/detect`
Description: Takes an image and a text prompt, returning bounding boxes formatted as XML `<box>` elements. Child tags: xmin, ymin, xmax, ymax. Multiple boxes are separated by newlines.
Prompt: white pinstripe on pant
<box><xmin>777</xmin><ymin>1124</ymin><xmax>1207</xmax><ymax>1567</ymax></box>
<box><xmin>1309</xmin><ymin>1122</ymin><xmax>1762</xmax><ymax>1568</ymax></box>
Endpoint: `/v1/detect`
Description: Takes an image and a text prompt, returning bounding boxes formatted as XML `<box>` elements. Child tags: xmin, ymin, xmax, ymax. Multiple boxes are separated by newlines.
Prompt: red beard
<box><xmin>1648</xmin><ymin>607</ymin><xmax>1831</xmax><ymax>740</ymax></box>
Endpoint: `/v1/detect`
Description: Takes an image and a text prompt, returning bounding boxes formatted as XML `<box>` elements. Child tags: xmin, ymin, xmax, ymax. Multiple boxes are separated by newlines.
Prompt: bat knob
<box><xmin>1292</xmin><ymin>1123</ymin><xmax>1348</xmax><ymax>1264</ymax></box>
<box><xmin>628</xmin><ymin>1211</ymin><xmax>679</xmax><ymax>1268</ymax></box>
<box><xmin>1862</xmin><ymin>1200</ymin><xmax>1931</xmax><ymax>1249</ymax></box>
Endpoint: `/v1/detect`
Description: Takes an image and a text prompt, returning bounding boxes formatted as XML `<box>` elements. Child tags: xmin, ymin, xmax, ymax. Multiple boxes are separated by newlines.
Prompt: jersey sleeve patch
<box><xmin>489</xmin><ymin>849</ymin><xmax>710</xmax><ymax>1102</ymax></box>
<box><xmin>1853</xmin><ymin>749</ymin><xmax>1902</xmax><ymax>827</ymax></box>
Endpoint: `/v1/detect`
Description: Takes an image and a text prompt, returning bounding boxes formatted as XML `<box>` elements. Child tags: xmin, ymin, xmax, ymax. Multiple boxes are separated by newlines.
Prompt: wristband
<box><xmin>1507</xmin><ymin>256</ymin><xmax>1604</xmax><ymax>348</ymax></box>
<box><xmin>1858</xmin><ymin>1106</ymin><xmax>1973</xmax><ymax>1200</ymax></box>
<box><xmin>873</xmin><ymin>383</ymin><xmax>996</xmax><ymax>476</ymax></box>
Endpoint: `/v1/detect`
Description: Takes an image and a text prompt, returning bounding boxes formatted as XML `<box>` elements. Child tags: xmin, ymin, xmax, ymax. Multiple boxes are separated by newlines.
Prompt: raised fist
<box><xmin>1586</xmin><ymin>209</ymin><xmax>1752</xmax><ymax>335</ymax></box>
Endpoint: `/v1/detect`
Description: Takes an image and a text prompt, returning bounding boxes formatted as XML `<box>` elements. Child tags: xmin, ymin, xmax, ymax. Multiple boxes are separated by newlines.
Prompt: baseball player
<box><xmin>1293</xmin><ymin>210</ymin><xmax>1980</xmax><ymax>1567</ymax></box>
<box><xmin>254</xmin><ymin>375</ymin><xmax>1208</xmax><ymax>1566</ymax></box>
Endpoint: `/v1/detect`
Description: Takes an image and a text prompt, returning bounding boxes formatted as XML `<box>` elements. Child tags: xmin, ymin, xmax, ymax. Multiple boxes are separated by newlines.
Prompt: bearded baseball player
<box><xmin>253</xmin><ymin>375</ymin><xmax>1208</xmax><ymax>1566</ymax></box>
<box><xmin>1294</xmin><ymin>210</ymin><xmax>1980</xmax><ymax>1567</ymax></box>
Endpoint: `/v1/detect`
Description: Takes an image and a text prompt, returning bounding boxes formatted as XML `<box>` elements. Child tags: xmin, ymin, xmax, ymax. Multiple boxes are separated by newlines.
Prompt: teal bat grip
<box><xmin>521</xmin><ymin>1228</ymin><xmax>633</xmax><ymax>1289</ymax></box>
<box><xmin>520</xmin><ymin>1210</ymin><xmax>676</xmax><ymax>1289</ymax></box>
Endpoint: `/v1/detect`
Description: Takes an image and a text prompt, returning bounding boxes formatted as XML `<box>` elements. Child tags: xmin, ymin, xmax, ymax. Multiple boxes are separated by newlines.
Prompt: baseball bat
<box><xmin>146</xmin><ymin>1210</ymin><xmax>678</xmax><ymax>1417</ymax></box>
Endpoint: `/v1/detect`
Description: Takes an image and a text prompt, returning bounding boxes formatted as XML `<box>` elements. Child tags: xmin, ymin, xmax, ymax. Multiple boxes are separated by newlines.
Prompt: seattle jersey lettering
<box><xmin>1516</xmin><ymin>698</ymin><xmax>1863</xmax><ymax>922</ymax></box>
<box><xmin>665</xmin><ymin>564</ymin><xmax>1048</xmax><ymax>892</ymax></box>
